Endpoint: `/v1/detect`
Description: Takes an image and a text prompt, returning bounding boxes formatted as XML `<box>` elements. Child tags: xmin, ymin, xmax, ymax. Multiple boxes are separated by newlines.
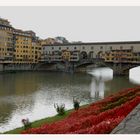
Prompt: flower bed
<box><xmin>22</xmin><ymin>86</ymin><xmax>140</xmax><ymax>134</ymax></box>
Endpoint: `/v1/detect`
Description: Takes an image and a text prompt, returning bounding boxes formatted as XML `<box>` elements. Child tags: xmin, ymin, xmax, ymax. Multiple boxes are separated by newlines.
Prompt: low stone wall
<box><xmin>3</xmin><ymin>64</ymin><xmax>34</xmax><ymax>71</ymax></box>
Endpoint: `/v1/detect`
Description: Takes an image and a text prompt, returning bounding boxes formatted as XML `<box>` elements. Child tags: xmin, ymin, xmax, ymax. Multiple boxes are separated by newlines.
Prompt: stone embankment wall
<box><xmin>0</xmin><ymin>63</ymin><xmax>67</xmax><ymax>72</ymax></box>
<box><xmin>0</xmin><ymin>64</ymin><xmax>34</xmax><ymax>72</ymax></box>
<box><xmin>0</xmin><ymin>63</ymin><xmax>102</xmax><ymax>73</ymax></box>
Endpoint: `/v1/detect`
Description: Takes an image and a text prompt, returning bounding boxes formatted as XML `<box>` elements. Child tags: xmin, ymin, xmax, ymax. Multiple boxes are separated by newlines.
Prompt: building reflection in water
<box><xmin>88</xmin><ymin>67</ymin><xmax>113</xmax><ymax>99</ymax></box>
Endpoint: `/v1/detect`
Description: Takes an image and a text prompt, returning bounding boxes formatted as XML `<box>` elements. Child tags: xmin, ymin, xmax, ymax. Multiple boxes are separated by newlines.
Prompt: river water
<box><xmin>0</xmin><ymin>67</ymin><xmax>139</xmax><ymax>133</ymax></box>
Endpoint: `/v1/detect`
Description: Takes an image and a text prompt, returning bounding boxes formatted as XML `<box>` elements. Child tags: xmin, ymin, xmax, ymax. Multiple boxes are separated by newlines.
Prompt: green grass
<box><xmin>4</xmin><ymin>104</ymin><xmax>88</xmax><ymax>134</ymax></box>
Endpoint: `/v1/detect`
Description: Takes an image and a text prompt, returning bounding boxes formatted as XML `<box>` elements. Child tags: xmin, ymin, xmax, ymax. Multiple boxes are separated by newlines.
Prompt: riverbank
<box><xmin>4</xmin><ymin>104</ymin><xmax>88</xmax><ymax>134</ymax></box>
<box><xmin>4</xmin><ymin>86</ymin><xmax>140</xmax><ymax>134</ymax></box>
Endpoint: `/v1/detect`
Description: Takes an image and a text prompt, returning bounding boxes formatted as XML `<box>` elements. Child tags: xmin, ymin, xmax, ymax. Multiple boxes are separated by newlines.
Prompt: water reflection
<box><xmin>91</xmin><ymin>77</ymin><xmax>104</xmax><ymax>99</ymax></box>
<box><xmin>129</xmin><ymin>66</ymin><xmax>140</xmax><ymax>84</ymax></box>
<box><xmin>0</xmin><ymin>70</ymin><xmax>138</xmax><ymax>133</ymax></box>
<box><xmin>88</xmin><ymin>67</ymin><xmax>113</xmax><ymax>99</ymax></box>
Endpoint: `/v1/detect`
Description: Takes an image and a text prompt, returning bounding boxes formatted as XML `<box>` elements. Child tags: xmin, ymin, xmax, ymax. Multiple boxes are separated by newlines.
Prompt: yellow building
<box><xmin>13</xmin><ymin>29</ymin><xmax>32</xmax><ymax>63</ymax></box>
<box><xmin>0</xmin><ymin>18</ymin><xmax>14</xmax><ymax>63</ymax></box>
<box><xmin>13</xmin><ymin>29</ymin><xmax>41</xmax><ymax>64</ymax></box>
<box><xmin>62</xmin><ymin>50</ymin><xmax>71</xmax><ymax>61</ymax></box>
<box><xmin>31</xmin><ymin>39</ymin><xmax>41</xmax><ymax>63</ymax></box>
<box><xmin>103</xmin><ymin>49</ymin><xmax>133</xmax><ymax>63</ymax></box>
<box><xmin>0</xmin><ymin>18</ymin><xmax>41</xmax><ymax>64</ymax></box>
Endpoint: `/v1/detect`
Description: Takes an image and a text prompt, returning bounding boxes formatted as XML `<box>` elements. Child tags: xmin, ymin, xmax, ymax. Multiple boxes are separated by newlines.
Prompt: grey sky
<box><xmin>0</xmin><ymin>6</ymin><xmax>140</xmax><ymax>42</ymax></box>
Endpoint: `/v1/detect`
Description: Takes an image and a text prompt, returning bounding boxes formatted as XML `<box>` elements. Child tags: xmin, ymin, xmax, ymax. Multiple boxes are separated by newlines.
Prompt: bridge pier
<box><xmin>111</xmin><ymin>63</ymin><xmax>126</xmax><ymax>75</ymax></box>
<box><xmin>109</xmin><ymin>63</ymin><xmax>139</xmax><ymax>76</ymax></box>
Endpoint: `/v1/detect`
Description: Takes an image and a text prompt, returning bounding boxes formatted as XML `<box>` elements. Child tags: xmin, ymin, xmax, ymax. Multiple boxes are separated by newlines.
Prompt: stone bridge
<box><xmin>36</xmin><ymin>59</ymin><xmax>140</xmax><ymax>75</ymax></box>
<box><xmin>72</xmin><ymin>59</ymin><xmax>140</xmax><ymax>75</ymax></box>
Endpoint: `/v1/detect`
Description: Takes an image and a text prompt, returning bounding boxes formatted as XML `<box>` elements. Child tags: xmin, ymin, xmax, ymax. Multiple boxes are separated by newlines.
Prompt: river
<box><xmin>0</xmin><ymin>67</ymin><xmax>139</xmax><ymax>133</ymax></box>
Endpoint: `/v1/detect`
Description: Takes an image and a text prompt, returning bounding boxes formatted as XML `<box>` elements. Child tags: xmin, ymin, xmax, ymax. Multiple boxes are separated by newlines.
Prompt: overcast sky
<box><xmin>0</xmin><ymin>7</ymin><xmax>140</xmax><ymax>42</ymax></box>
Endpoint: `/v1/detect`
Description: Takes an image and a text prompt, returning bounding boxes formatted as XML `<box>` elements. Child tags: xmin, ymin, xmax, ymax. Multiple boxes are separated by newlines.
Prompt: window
<box><xmin>52</xmin><ymin>47</ymin><xmax>54</xmax><ymax>50</ymax></box>
<box><xmin>83</xmin><ymin>46</ymin><xmax>85</xmax><ymax>49</ymax></box>
<box><xmin>74</xmin><ymin>47</ymin><xmax>77</xmax><ymax>49</ymax></box>
<box><xmin>59</xmin><ymin>47</ymin><xmax>61</xmax><ymax>50</ymax></box>
<box><xmin>100</xmin><ymin>46</ymin><xmax>103</xmax><ymax>49</ymax></box>
<box><xmin>91</xmin><ymin>46</ymin><xmax>94</xmax><ymax>50</ymax></box>
<box><xmin>120</xmin><ymin>46</ymin><xmax>123</xmax><ymax>49</ymax></box>
<box><xmin>110</xmin><ymin>46</ymin><xmax>112</xmax><ymax>50</ymax></box>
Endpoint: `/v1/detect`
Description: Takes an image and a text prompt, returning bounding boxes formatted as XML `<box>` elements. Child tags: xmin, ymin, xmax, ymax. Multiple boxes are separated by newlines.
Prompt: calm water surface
<box><xmin>0</xmin><ymin>68</ymin><xmax>139</xmax><ymax>132</ymax></box>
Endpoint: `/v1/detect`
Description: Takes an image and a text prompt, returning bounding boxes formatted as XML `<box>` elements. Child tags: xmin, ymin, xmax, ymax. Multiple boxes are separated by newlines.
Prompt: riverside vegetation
<box><xmin>4</xmin><ymin>86</ymin><xmax>140</xmax><ymax>134</ymax></box>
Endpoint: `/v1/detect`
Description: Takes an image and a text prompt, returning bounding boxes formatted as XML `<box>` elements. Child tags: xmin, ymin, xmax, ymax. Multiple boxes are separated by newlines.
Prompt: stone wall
<box><xmin>3</xmin><ymin>64</ymin><xmax>34</xmax><ymax>71</ymax></box>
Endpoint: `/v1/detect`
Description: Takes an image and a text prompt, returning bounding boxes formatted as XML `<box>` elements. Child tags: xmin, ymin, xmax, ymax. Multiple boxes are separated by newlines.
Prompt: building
<box><xmin>40</xmin><ymin>37</ymin><xmax>69</xmax><ymax>46</ymax></box>
<box><xmin>41</xmin><ymin>44</ymin><xmax>81</xmax><ymax>62</ymax></box>
<box><xmin>0</xmin><ymin>18</ymin><xmax>14</xmax><ymax>63</ymax></box>
<box><xmin>41</xmin><ymin>41</ymin><xmax>140</xmax><ymax>63</ymax></box>
<box><xmin>13</xmin><ymin>29</ymin><xmax>41</xmax><ymax>64</ymax></box>
<box><xmin>61</xmin><ymin>50</ymin><xmax>79</xmax><ymax>62</ymax></box>
<box><xmin>40</xmin><ymin>38</ymin><xmax>57</xmax><ymax>46</ymax></box>
<box><xmin>0</xmin><ymin>17</ymin><xmax>41</xmax><ymax>64</ymax></box>
<box><xmin>102</xmin><ymin>49</ymin><xmax>134</xmax><ymax>63</ymax></box>
<box><xmin>13</xmin><ymin>29</ymin><xmax>33</xmax><ymax>64</ymax></box>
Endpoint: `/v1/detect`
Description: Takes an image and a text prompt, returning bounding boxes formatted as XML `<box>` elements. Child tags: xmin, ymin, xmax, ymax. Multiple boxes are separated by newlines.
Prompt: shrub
<box><xmin>54</xmin><ymin>103</ymin><xmax>65</xmax><ymax>115</ymax></box>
